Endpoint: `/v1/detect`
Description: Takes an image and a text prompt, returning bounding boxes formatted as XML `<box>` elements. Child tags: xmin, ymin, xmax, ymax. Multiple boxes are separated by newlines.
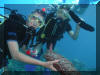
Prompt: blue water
<box><xmin>0</xmin><ymin>0</ymin><xmax>99</xmax><ymax>15</ymax></box>
<box><xmin>0</xmin><ymin>0</ymin><xmax>96</xmax><ymax>71</ymax></box>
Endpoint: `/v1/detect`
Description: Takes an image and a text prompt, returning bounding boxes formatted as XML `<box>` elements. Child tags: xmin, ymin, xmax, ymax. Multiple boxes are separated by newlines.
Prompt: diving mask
<box><xmin>29</xmin><ymin>15</ymin><xmax>44</xmax><ymax>28</ymax></box>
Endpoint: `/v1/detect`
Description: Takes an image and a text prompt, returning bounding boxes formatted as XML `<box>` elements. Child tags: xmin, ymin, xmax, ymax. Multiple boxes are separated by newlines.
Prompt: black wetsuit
<box><xmin>0</xmin><ymin>16</ymin><xmax>35</xmax><ymax>68</ymax></box>
<box><xmin>36</xmin><ymin>12</ymin><xmax>72</xmax><ymax>49</ymax></box>
<box><xmin>4</xmin><ymin>19</ymin><xmax>27</xmax><ymax>58</ymax></box>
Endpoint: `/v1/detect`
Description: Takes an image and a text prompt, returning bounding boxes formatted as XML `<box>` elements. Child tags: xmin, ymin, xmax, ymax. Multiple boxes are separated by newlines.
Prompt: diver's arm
<box><xmin>68</xmin><ymin>22</ymin><xmax>80</xmax><ymax>40</ymax></box>
<box><xmin>7</xmin><ymin>41</ymin><xmax>44</xmax><ymax>65</ymax></box>
<box><xmin>7</xmin><ymin>41</ymin><xmax>59</xmax><ymax>71</ymax></box>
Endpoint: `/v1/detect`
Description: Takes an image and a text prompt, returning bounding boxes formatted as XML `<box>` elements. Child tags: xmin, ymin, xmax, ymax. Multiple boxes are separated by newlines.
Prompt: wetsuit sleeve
<box><xmin>5</xmin><ymin>20</ymin><xmax>17</xmax><ymax>41</ymax></box>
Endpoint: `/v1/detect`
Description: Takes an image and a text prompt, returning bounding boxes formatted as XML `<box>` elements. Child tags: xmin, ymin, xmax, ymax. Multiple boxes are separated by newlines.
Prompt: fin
<box><xmin>79</xmin><ymin>21</ymin><xmax>95</xmax><ymax>32</ymax></box>
<box><xmin>69</xmin><ymin>10</ymin><xmax>95</xmax><ymax>32</ymax></box>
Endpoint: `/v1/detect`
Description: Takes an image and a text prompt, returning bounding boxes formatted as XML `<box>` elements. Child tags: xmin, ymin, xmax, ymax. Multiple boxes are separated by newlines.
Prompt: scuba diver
<box><xmin>0</xmin><ymin>7</ymin><xmax>59</xmax><ymax>72</ymax></box>
<box><xmin>35</xmin><ymin>4</ymin><xmax>95</xmax><ymax>51</ymax></box>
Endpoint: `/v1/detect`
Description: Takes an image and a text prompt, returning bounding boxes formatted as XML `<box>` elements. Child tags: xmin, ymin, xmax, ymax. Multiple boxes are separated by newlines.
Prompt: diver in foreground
<box><xmin>0</xmin><ymin>7</ymin><xmax>59</xmax><ymax>72</ymax></box>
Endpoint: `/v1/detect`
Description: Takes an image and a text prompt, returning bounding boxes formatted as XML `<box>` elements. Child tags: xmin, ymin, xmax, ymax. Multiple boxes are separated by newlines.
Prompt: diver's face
<box><xmin>28</xmin><ymin>13</ymin><xmax>44</xmax><ymax>29</ymax></box>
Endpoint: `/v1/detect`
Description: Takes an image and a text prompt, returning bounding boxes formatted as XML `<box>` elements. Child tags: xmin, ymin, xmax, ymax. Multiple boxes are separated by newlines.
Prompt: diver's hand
<box><xmin>43</xmin><ymin>60</ymin><xmax>59</xmax><ymax>71</ymax></box>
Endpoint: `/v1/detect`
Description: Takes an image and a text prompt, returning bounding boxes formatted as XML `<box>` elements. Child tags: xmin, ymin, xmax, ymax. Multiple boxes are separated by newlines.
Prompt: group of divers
<box><xmin>0</xmin><ymin>4</ymin><xmax>95</xmax><ymax>72</ymax></box>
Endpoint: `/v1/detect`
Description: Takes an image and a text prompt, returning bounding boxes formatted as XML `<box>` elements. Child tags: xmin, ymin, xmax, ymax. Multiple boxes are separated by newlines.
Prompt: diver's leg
<box><xmin>47</xmin><ymin>40</ymin><xmax>56</xmax><ymax>51</ymax></box>
<box><xmin>47</xmin><ymin>41</ymin><xmax>51</xmax><ymax>50</ymax></box>
<box><xmin>51</xmin><ymin>40</ymin><xmax>57</xmax><ymax>50</ymax></box>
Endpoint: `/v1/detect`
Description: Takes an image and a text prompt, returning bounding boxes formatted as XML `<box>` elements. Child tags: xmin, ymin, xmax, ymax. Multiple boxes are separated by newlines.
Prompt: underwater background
<box><xmin>0</xmin><ymin>0</ymin><xmax>97</xmax><ymax>73</ymax></box>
